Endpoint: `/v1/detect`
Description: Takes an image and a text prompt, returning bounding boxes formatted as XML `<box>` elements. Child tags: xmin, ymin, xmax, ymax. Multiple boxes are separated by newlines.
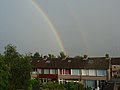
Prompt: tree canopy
<box><xmin>0</xmin><ymin>44</ymin><xmax>32</xmax><ymax>90</ymax></box>
<box><xmin>33</xmin><ymin>52</ymin><xmax>40</xmax><ymax>58</ymax></box>
<box><xmin>0</xmin><ymin>55</ymin><xmax>9</xmax><ymax>90</ymax></box>
<box><xmin>57</xmin><ymin>51</ymin><xmax>67</xmax><ymax>59</ymax></box>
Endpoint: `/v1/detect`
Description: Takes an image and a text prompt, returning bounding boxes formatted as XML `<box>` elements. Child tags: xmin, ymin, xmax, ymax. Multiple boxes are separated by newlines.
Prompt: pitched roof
<box><xmin>31</xmin><ymin>57</ymin><xmax>109</xmax><ymax>69</ymax></box>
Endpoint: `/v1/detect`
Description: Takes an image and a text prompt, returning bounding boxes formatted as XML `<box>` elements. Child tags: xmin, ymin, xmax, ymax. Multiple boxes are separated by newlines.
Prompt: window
<box><xmin>65</xmin><ymin>69</ymin><xmax>71</xmax><ymax>75</ymax></box>
<box><xmin>97</xmin><ymin>70</ymin><xmax>107</xmax><ymax>76</ymax></box>
<box><xmin>44</xmin><ymin>69</ymin><xmax>49</xmax><ymax>74</ymax></box>
<box><xmin>50</xmin><ymin>69</ymin><xmax>56</xmax><ymax>74</ymax></box>
<box><xmin>71</xmin><ymin>69</ymin><xmax>80</xmax><ymax>75</ymax></box>
<box><xmin>33</xmin><ymin>68</ymin><xmax>37</xmax><ymax>71</ymax></box>
<box><xmin>85</xmin><ymin>80</ymin><xmax>95</xmax><ymax>90</ymax></box>
<box><xmin>89</xmin><ymin>69</ymin><xmax>96</xmax><ymax>76</ymax></box>
<box><xmin>82</xmin><ymin>69</ymin><xmax>89</xmax><ymax>76</ymax></box>
<box><xmin>37</xmin><ymin>69</ymin><xmax>41</xmax><ymax>74</ymax></box>
<box><xmin>59</xmin><ymin>69</ymin><xmax>70</xmax><ymax>75</ymax></box>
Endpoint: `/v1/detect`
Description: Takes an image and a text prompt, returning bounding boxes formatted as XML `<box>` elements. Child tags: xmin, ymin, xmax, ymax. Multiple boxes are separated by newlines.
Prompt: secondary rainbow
<box><xmin>31</xmin><ymin>0</ymin><xmax>66</xmax><ymax>54</ymax></box>
<box><xmin>64</xmin><ymin>1</ymin><xmax>89</xmax><ymax>54</ymax></box>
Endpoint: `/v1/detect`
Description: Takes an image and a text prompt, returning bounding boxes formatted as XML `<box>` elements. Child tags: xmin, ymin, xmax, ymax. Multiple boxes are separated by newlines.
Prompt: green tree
<box><xmin>31</xmin><ymin>78</ymin><xmax>41</xmax><ymax>90</ymax></box>
<box><xmin>33</xmin><ymin>52</ymin><xmax>40</xmax><ymax>58</ymax></box>
<box><xmin>4</xmin><ymin>44</ymin><xmax>20</xmax><ymax>90</ymax></box>
<box><xmin>64</xmin><ymin>82</ymin><xmax>86</xmax><ymax>90</ymax></box>
<box><xmin>12</xmin><ymin>55</ymin><xmax>32</xmax><ymax>90</ymax></box>
<box><xmin>4</xmin><ymin>44</ymin><xmax>19</xmax><ymax>67</ymax></box>
<box><xmin>105</xmin><ymin>53</ymin><xmax>110</xmax><ymax>59</ymax></box>
<box><xmin>0</xmin><ymin>55</ymin><xmax>9</xmax><ymax>90</ymax></box>
<box><xmin>48</xmin><ymin>54</ymin><xmax>56</xmax><ymax>59</ymax></box>
<box><xmin>74</xmin><ymin>56</ymin><xmax>83</xmax><ymax>59</ymax></box>
<box><xmin>58</xmin><ymin>51</ymin><xmax>67</xmax><ymax>59</ymax></box>
<box><xmin>4</xmin><ymin>44</ymin><xmax>32</xmax><ymax>90</ymax></box>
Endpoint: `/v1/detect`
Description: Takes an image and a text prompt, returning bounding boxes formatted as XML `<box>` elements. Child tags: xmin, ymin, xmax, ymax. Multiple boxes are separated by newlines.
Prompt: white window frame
<box><xmin>37</xmin><ymin>69</ymin><xmax>41</xmax><ymax>74</ymax></box>
<box><xmin>97</xmin><ymin>70</ymin><xmax>107</xmax><ymax>76</ymax></box>
<box><xmin>44</xmin><ymin>69</ymin><xmax>49</xmax><ymax>74</ymax></box>
<box><xmin>71</xmin><ymin>69</ymin><xmax>80</xmax><ymax>75</ymax></box>
<box><xmin>50</xmin><ymin>69</ymin><xmax>56</xmax><ymax>74</ymax></box>
<box><xmin>89</xmin><ymin>69</ymin><xmax>96</xmax><ymax>76</ymax></box>
<box><xmin>82</xmin><ymin>69</ymin><xmax>89</xmax><ymax>76</ymax></box>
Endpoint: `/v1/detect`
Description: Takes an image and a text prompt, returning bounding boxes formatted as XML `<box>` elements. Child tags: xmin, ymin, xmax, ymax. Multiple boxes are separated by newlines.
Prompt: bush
<box><xmin>41</xmin><ymin>82</ymin><xmax>91</xmax><ymax>90</ymax></box>
<box><xmin>114</xmin><ymin>74</ymin><xmax>117</xmax><ymax>78</ymax></box>
<box><xmin>31</xmin><ymin>79</ymin><xmax>41</xmax><ymax>90</ymax></box>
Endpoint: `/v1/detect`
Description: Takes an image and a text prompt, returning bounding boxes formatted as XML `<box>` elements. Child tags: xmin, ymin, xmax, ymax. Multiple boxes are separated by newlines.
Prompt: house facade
<box><xmin>111</xmin><ymin>58</ymin><xmax>120</xmax><ymax>78</ymax></box>
<box><xmin>31</xmin><ymin>57</ymin><xmax>111</xmax><ymax>89</ymax></box>
<box><xmin>110</xmin><ymin>58</ymin><xmax>120</xmax><ymax>90</ymax></box>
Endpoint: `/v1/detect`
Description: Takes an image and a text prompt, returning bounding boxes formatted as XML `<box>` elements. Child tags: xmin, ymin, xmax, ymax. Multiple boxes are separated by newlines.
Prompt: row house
<box><xmin>31</xmin><ymin>57</ymin><xmax>110</xmax><ymax>89</ymax></box>
<box><xmin>109</xmin><ymin>58</ymin><xmax>120</xmax><ymax>90</ymax></box>
<box><xmin>111</xmin><ymin>58</ymin><xmax>120</xmax><ymax>78</ymax></box>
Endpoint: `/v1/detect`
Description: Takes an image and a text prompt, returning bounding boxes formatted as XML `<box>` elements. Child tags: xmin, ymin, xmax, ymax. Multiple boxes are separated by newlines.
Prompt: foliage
<box><xmin>31</xmin><ymin>78</ymin><xmax>41</xmax><ymax>90</ymax></box>
<box><xmin>113</xmin><ymin>74</ymin><xmax>120</xmax><ymax>78</ymax></box>
<box><xmin>42</xmin><ymin>82</ymin><xmax>49</xmax><ymax>89</ymax></box>
<box><xmin>105</xmin><ymin>53</ymin><xmax>110</xmax><ymax>60</ymax></box>
<box><xmin>48</xmin><ymin>54</ymin><xmax>56</xmax><ymax>59</ymax></box>
<box><xmin>12</xmin><ymin>55</ymin><xmax>32</xmax><ymax>89</ymax></box>
<box><xmin>86</xmin><ymin>86</ymin><xmax>92</xmax><ymax>90</ymax></box>
<box><xmin>4</xmin><ymin>44</ymin><xmax>19</xmax><ymax>67</ymax></box>
<box><xmin>33</xmin><ymin>52</ymin><xmax>40</xmax><ymax>58</ymax></box>
<box><xmin>58</xmin><ymin>51</ymin><xmax>67</xmax><ymax>59</ymax></box>
<box><xmin>0</xmin><ymin>55</ymin><xmax>9</xmax><ymax>90</ymax></box>
<box><xmin>41</xmin><ymin>82</ymin><xmax>91</xmax><ymax>90</ymax></box>
<box><xmin>78</xmin><ymin>83</ymin><xmax>85</xmax><ymax>90</ymax></box>
<box><xmin>42</xmin><ymin>82</ymin><xmax>66</xmax><ymax>90</ymax></box>
<box><xmin>65</xmin><ymin>82</ymin><xmax>91</xmax><ymax>90</ymax></box>
<box><xmin>74</xmin><ymin>56</ymin><xmax>83</xmax><ymax>59</ymax></box>
<box><xmin>4</xmin><ymin>44</ymin><xmax>32</xmax><ymax>90</ymax></box>
<box><xmin>114</xmin><ymin>74</ymin><xmax>117</xmax><ymax>78</ymax></box>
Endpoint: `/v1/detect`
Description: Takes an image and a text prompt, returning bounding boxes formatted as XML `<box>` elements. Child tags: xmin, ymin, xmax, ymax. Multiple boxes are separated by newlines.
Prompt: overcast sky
<box><xmin>0</xmin><ymin>0</ymin><xmax>120</xmax><ymax>56</ymax></box>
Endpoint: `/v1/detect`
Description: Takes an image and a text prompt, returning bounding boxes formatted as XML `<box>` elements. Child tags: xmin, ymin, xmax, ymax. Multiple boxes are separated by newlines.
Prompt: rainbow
<box><xmin>64</xmin><ymin>1</ymin><xmax>89</xmax><ymax>55</ymax></box>
<box><xmin>31</xmin><ymin>0</ymin><xmax>66</xmax><ymax>54</ymax></box>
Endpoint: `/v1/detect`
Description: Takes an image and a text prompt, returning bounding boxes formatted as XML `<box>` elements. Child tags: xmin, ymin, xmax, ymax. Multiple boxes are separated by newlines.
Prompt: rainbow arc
<box><xmin>31</xmin><ymin>0</ymin><xmax>66</xmax><ymax>54</ymax></box>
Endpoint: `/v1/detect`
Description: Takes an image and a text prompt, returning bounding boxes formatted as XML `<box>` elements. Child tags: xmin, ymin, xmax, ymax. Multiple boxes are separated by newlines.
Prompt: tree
<box><xmin>31</xmin><ymin>78</ymin><xmax>41</xmax><ymax>90</ymax></box>
<box><xmin>4</xmin><ymin>44</ymin><xmax>19</xmax><ymax>67</ymax></box>
<box><xmin>33</xmin><ymin>52</ymin><xmax>40</xmax><ymax>58</ymax></box>
<box><xmin>48</xmin><ymin>54</ymin><xmax>56</xmax><ymax>59</ymax></box>
<box><xmin>105</xmin><ymin>53</ymin><xmax>110</xmax><ymax>59</ymax></box>
<box><xmin>4</xmin><ymin>44</ymin><xmax>20</xmax><ymax>90</ymax></box>
<box><xmin>0</xmin><ymin>55</ymin><xmax>9</xmax><ymax>90</ymax></box>
<box><xmin>12</xmin><ymin>55</ymin><xmax>32</xmax><ymax>90</ymax></box>
<box><xmin>74</xmin><ymin>56</ymin><xmax>83</xmax><ymax>59</ymax></box>
<box><xmin>58</xmin><ymin>51</ymin><xmax>67</xmax><ymax>59</ymax></box>
<box><xmin>4</xmin><ymin>44</ymin><xmax>32</xmax><ymax>90</ymax></box>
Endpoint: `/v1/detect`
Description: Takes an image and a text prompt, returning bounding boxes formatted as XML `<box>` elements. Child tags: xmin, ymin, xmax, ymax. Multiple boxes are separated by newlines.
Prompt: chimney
<box><xmin>43</xmin><ymin>55</ymin><xmax>48</xmax><ymax>60</ymax></box>
<box><xmin>83</xmin><ymin>55</ymin><xmax>88</xmax><ymax>60</ymax></box>
<box><xmin>105</xmin><ymin>54</ymin><xmax>110</xmax><ymax>60</ymax></box>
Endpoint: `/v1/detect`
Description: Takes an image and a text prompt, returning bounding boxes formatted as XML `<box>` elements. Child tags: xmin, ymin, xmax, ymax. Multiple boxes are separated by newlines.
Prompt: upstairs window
<box><xmin>50</xmin><ymin>69</ymin><xmax>56</xmax><ymax>74</ymax></box>
<box><xmin>65</xmin><ymin>69</ymin><xmax>71</xmax><ymax>75</ymax></box>
<box><xmin>97</xmin><ymin>70</ymin><xmax>107</xmax><ymax>76</ymax></box>
<box><xmin>59</xmin><ymin>69</ymin><xmax>71</xmax><ymax>75</ymax></box>
<box><xmin>82</xmin><ymin>69</ymin><xmax>89</xmax><ymax>76</ymax></box>
<box><xmin>44</xmin><ymin>69</ymin><xmax>49</xmax><ymax>74</ymax></box>
<box><xmin>71</xmin><ymin>69</ymin><xmax>80</xmax><ymax>75</ymax></box>
<box><xmin>89</xmin><ymin>69</ymin><xmax>96</xmax><ymax>76</ymax></box>
<box><xmin>37</xmin><ymin>69</ymin><xmax>41</xmax><ymax>74</ymax></box>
